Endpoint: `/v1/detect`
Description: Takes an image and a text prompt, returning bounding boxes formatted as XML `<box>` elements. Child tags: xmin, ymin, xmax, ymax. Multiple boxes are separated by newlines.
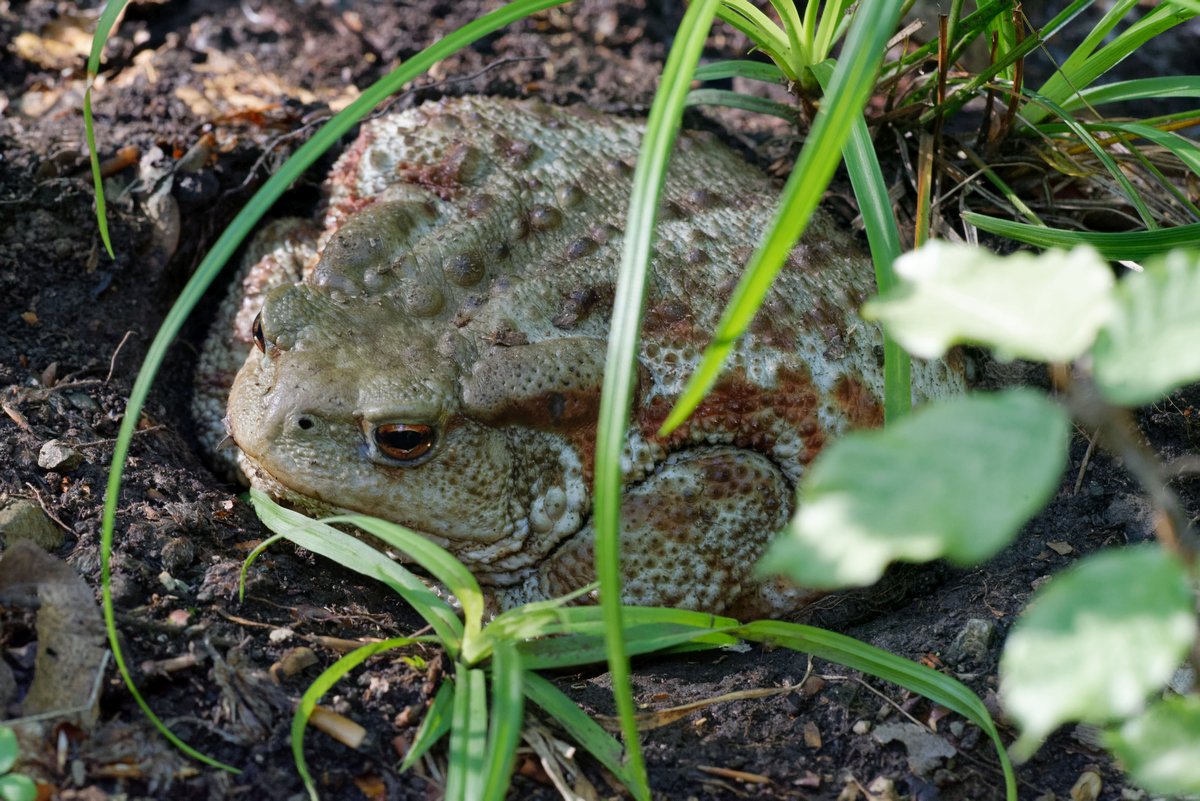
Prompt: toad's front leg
<box><xmin>507</xmin><ymin>446</ymin><xmax>819</xmax><ymax>615</ymax></box>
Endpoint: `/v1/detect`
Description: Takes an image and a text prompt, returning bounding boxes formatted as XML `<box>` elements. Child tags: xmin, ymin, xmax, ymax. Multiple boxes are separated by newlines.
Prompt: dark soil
<box><xmin>2</xmin><ymin>2</ymin><xmax>1197</xmax><ymax>800</ymax></box>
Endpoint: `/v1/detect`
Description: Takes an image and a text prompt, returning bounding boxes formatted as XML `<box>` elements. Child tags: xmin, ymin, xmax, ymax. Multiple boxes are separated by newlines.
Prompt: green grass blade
<box><xmin>1047</xmin><ymin>0</ymin><xmax>1139</xmax><ymax>80</ymax></box>
<box><xmin>496</xmin><ymin>604</ymin><xmax>738</xmax><ymax>641</ymax></box>
<box><xmin>96</xmin><ymin>0</ymin><xmax>568</xmax><ymax>769</ymax></box>
<box><xmin>811</xmin><ymin>60</ymin><xmax>910</xmax><ymax>422</ymax></box>
<box><xmin>320</xmin><ymin>514</ymin><xmax>484</xmax><ymax>659</ymax></box>
<box><xmin>481</xmin><ymin>645</ymin><xmax>524</xmax><ymax>801</ymax></box>
<box><xmin>251</xmin><ymin>492</ymin><xmax>464</xmax><ymax>654</ymax></box>
<box><xmin>523</xmin><ymin>672</ymin><xmax>640</xmax><ymax>791</ymax></box>
<box><xmin>813</xmin><ymin>0</ymin><xmax>855</xmax><ymax>63</ymax></box>
<box><xmin>685</xmin><ymin>88</ymin><xmax>799</xmax><ymax>121</ymax></box>
<box><xmin>1059</xmin><ymin>76</ymin><xmax>1200</xmax><ymax>112</ymax></box>
<box><xmin>545</xmin><ymin>605</ymin><xmax>740</xmax><ymax>630</ymax></box>
<box><xmin>1077</xmin><ymin>120</ymin><xmax>1200</xmax><ymax>178</ymax></box>
<box><xmin>594</xmin><ymin>3</ymin><xmax>720</xmax><ymax>796</ymax></box>
<box><xmin>1026</xmin><ymin>1</ymin><xmax>1196</xmax><ymax>124</ymax></box>
<box><xmin>768</xmin><ymin>0</ymin><xmax>810</xmax><ymax>68</ymax></box>
<box><xmin>962</xmin><ymin>212</ymin><xmax>1200</xmax><ymax>259</ymax></box>
<box><xmin>661</xmin><ymin>0</ymin><xmax>908</xmax><ymax>435</ymax></box>
<box><xmin>693</xmin><ymin>59</ymin><xmax>788</xmax><ymax>83</ymax></box>
<box><xmin>517</xmin><ymin>622</ymin><xmax>738</xmax><ymax>669</ymax></box>
<box><xmin>737</xmin><ymin>620</ymin><xmax>1016</xmax><ymax>801</ymax></box>
<box><xmin>919</xmin><ymin>0</ymin><xmax>1093</xmax><ymax>125</ymax></box>
<box><xmin>84</xmin><ymin>0</ymin><xmax>130</xmax><ymax>259</ymax></box>
<box><xmin>293</xmin><ymin>638</ymin><xmax>416</xmax><ymax>801</ymax></box>
<box><xmin>715</xmin><ymin>3</ymin><xmax>796</xmax><ymax>79</ymax></box>
<box><xmin>1023</xmin><ymin>89</ymin><xmax>1157</xmax><ymax>228</ymax></box>
<box><xmin>985</xmin><ymin>0</ymin><xmax>1017</xmax><ymax>82</ymax></box>
<box><xmin>400</xmin><ymin>680</ymin><xmax>454</xmax><ymax>773</ymax></box>
<box><xmin>1050</xmin><ymin>120</ymin><xmax>1200</xmax><ymax>218</ymax></box>
<box><xmin>959</xmin><ymin>145</ymin><xmax>1045</xmax><ymax>225</ymax></box>
<box><xmin>480</xmin><ymin>585</ymin><xmax>598</xmax><ymax>646</ymax></box>
<box><xmin>445</xmin><ymin>665</ymin><xmax>488</xmax><ymax>801</ymax></box>
<box><xmin>238</xmin><ymin>532</ymin><xmax>287</xmax><ymax>602</ymax></box>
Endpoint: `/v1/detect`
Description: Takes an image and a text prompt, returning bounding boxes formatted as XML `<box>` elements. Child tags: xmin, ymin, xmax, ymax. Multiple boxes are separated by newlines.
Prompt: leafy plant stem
<box><xmin>1061</xmin><ymin>372</ymin><xmax>1198</xmax><ymax>562</ymax></box>
<box><xmin>95</xmin><ymin>0</ymin><xmax>570</xmax><ymax>771</ymax></box>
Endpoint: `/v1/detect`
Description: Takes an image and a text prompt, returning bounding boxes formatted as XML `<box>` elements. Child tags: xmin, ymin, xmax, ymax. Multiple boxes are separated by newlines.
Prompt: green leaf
<box><xmin>864</xmin><ymin>243</ymin><xmax>1114</xmax><ymax>362</ymax></box>
<box><xmin>517</xmin><ymin>622</ymin><xmax>736</xmax><ymax>670</ymax></box>
<box><xmin>685</xmin><ymin>88</ymin><xmax>799</xmax><ymax>122</ymax></box>
<box><xmin>400</xmin><ymin>681</ymin><xmax>454</xmax><ymax>773</ymax></box>
<box><xmin>481</xmin><ymin>645</ymin><xmax>524</xmax><ymax>801</ymax></box>
<box><xmin>251</xmin><ymin>491</ymin><xmax>464</xmax><ymax>655</ymax></box>
<box><xmin>1092</xmin><ymin>250</ymin><xmax>1200</xmax><ymax>406</ymax></box>
<box><xmin>0</xmin><ymin>774</ymin><xmax>36</xmax><ymax>801</ymax></box>
<box><xmin>692</xmin><ymin>59</ymin><xmax>787</xmax><ymax>83</ymax></box>
<box><xmin>445</xmin><ymin>665</ymin><xmax>487</xmax><ymax>801</ymax></box>
<box><xmin>1105</xmin><ymin>694</ymin><xmax>1200</xmax><ymax>795</ymax></box>
<box><xmin>963</xmin><ymin>212</ymin><xmax>1200</xmax><ymax>261</ymax></box>
<box><xmin>760</xmin><ymin>389</ymin><xmax>1069</xmax><ymax>588</ymax></box>
<box><xmin>1000</xmin><ymin>546</ymin><xmax>1196</xmax><ymax>761</ymax></box>
<box><xmin>0</xmin><ymin>728</ymin><xmax>17</xmax><ymax>774</ymax></box>
<box><xmin>1025</xmin><ymin>0</ymin><xmax>1196</xmax><ymax>125</ymax></box>
<box><xmin>737</xmin><ymin>620</ymin><xmax>1016</xmax><ymax>801</ymax></box>
<box><xmin>1059</xmin><ymin>75</ymin><xmax>1200</xmax><ymax>112</ymax></box>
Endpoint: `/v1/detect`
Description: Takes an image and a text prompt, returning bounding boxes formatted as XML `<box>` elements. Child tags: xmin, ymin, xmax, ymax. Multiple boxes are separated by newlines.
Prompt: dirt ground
<box><xmin>2</xmin><ymin>1</ymin><xmax>1198</xmax><ymax>799</ymax></box>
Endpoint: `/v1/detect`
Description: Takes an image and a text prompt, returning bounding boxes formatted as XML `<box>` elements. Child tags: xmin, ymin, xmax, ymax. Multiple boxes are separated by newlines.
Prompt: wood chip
<box><xmin>803</xmin><ymin>720</ymin><xmax>822</xmax><ymax>749</ymax></box>
<box><xmin>697</xmin><ymin>765</ymin><xmax>772</xmax><ymax>784</ymax></box>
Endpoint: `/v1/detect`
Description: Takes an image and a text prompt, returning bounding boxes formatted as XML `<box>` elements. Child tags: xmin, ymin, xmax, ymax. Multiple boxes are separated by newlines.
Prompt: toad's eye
<box><xmin>252</xmin><ymin>312</ymin><xmax>266</xmax><ymax>352</ymax></box>
<box><xmin>374</xmin><ymin>423</ymin><xmax>435</xmax><ymax>462</ymax></box>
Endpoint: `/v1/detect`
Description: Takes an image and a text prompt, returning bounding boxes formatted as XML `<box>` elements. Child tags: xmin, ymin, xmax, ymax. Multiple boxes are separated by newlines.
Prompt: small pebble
<box><xmin>947</xmin><ymin>617</ymin><xmax>996</xmax><ymax>665</ymax></box>
<box><xmin>38</xmin><ymin>439</ymin><xmax>83</xmax><ymax>470</ymax></box>
<box><xmin>269</xmin><ymin>627</ymin><xmax>295</xmax><ymax>643</ymax></box>
<box><xmin>852</xmin><ymin>719</ymin><xmax>871</xmax><ymax>735</ymax></box>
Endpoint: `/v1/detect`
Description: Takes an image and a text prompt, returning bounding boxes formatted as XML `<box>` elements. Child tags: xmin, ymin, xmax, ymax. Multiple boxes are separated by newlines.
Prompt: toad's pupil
<box><xmin>252</xmin><ymin>313</ymin><xmax>265</xmax><ymax>352</ymax></box>
<box><xmin>375</xmin><ymin>424</ymin><xmax>433</xmax><ymax>460</ymax></box>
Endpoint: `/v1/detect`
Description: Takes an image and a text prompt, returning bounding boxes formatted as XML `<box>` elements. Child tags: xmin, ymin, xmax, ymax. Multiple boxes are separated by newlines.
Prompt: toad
<box><xmin>195</xmin><ymin>96</ymin><xmax>963</xmax><ymax>615</ymax></box>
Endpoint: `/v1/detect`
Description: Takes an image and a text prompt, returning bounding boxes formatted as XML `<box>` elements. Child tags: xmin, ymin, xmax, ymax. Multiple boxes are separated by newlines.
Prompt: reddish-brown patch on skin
<box><xmin>832</xmin><ymin>373</ymin><xmax>885</xmax><ymax>429</ymax></box>
<box><xmin>637</xmin><ymin>365</ymin><xmax>827</xmax><ymax>465</ymax></box>
<box><xmin>395</xmin><ymin>142</ymin><xmax>480</xmax><ymax>200</ymax></box>
<box><xmin>476</xmin><ymin>388</ymin><xmax>605</xmax><ymax>485</ymax></box>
